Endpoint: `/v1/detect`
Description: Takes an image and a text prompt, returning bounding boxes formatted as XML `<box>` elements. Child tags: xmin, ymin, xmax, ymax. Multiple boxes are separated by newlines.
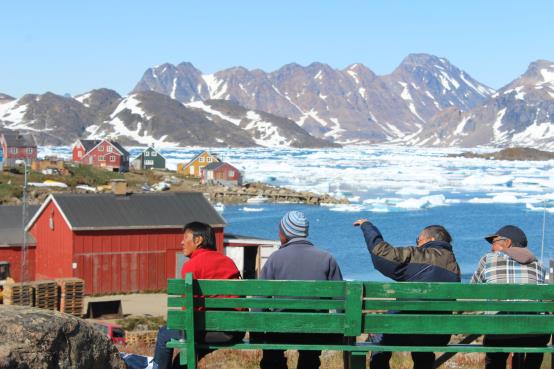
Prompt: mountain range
<box><xmin>1</xmin><ymin>54</ymin><xmax>553</xmax><ymax>148</ymax></box>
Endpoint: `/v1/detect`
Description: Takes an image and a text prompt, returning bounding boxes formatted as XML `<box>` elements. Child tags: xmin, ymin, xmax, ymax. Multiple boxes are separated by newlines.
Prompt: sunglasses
<box><xmin>492</xmin><ymin>237</ymin><xmax>509</xmax><ymax>244</ymax></box>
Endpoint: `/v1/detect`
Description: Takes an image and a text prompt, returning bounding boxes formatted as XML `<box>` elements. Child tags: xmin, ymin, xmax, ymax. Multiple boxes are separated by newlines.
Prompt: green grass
<box><xmin>65</xmin><ymin>164</ymin><xmax>124</xmax><ymax>186</ymax></box>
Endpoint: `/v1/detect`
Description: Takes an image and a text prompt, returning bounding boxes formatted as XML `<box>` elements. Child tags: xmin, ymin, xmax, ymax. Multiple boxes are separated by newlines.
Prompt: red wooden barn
<box><xmin>0</xmin><ymin>205</ymin><xmax>39</xmax><ymax>282</ymax></box>
<box><xmin>25</xmin><ymin>192</ymin><xmax>226</xmax><ymax>295</ymax></box>
<box><xmin>72</xmin><ymin>139</ymin><xmax>130</xmax><ymax>172</ymax></box>
<box><xmin>201</xmin><ymin>162</ymin><xmax>243</xmax><ymax>187</ymax></box>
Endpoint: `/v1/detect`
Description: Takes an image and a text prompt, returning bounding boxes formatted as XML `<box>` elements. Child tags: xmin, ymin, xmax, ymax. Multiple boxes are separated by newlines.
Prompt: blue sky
<box><xmin>2</xmin><ymin>1</ymin><xmax>553</xmax><ymax>98</ymax></box>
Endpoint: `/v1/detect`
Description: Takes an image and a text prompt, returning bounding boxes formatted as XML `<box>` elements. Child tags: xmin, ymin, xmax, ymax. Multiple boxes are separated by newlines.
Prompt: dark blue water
<box><xmin>223</xmin><ymin>203</ymin><xmax>553</xmax><ymax>282</ymax></box>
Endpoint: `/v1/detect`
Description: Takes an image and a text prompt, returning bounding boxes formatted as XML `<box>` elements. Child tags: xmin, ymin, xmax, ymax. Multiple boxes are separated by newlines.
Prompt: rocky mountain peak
<box><xmin>520</xmin><ymin>59</ymin><xmax>554</xmax><ymax>85</ymax></box>
<box><xmin>0</xmin><ymin>93</ymin><xmax>15</xmax><ymax>103</ymax></box>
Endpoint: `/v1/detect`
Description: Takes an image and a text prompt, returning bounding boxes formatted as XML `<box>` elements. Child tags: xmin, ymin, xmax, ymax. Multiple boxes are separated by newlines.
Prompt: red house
<box><xmin>25</xmin><ymin>192</ymin><xmax>226</xmax><ymax>295</ymax></box>
<box><xmin>0</xmin><ymin>205</ymin><xmax>40</xmax><ymax>283</ymax></box>
<box><xmin>0</xmin><ymin>131</ymin><xmax>37</xmax><ymax>168</ymax></box>
<box><xmin>201</xmin><ymin>162</ymin><xmax>243</xmax><ymax>187</ymax></box>
<box><xmin>72</xmin><ymin>139</ymin><xmax>130</xmax><ymax>172</ymax></box>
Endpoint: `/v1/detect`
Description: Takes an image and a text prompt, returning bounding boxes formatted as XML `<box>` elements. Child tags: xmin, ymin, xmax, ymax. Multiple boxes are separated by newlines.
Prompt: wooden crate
<box><xmin>3</xmin><ymin>282</ymin><xmax>33</xmax><ymax>306</ymax></box>
<box><xmin>56</xmin><ymin>278</ymin><xmax>85</xmax><ymax>316</ymax></box>
<box><xmin>125</xmin><ymin>330</ymin><xmax>158</xmax><ymax>346</ymax></box>
<box><xmin>31</xmin><ymin>280</ymin><xmax>58</xmax><ymax>310</ymax></box>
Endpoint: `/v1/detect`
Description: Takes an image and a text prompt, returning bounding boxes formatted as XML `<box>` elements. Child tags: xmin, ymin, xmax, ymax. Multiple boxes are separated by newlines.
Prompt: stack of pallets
<box><xmin>31</xmin><ymin>280</ymin><xmax>58</xmax><ymax>310</ymax></box>
<box><xmin>56</xmin><ymin>278</ymin><xmax>85</xmax><ymax>316</ymax></box>
<box><xmin>125</xmin><ymin>330</ymin><xmax>158</xmax><ymax>346</ymax></box>
<box><xmin>2</xmin><ymin>282</ymin><xmax>33</xmax><ymax>306</ymax></box>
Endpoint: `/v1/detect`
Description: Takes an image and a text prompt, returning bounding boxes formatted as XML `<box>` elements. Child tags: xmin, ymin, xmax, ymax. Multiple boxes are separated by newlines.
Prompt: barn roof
<box><xmin>0</xmin><ymin>205</ymin><xmax>39</xmax><ymax>246</ymax></box>
<box><xmin>26</xmin><ymin>192</ymin><xmax>226</xmax><ymax>231</ymax></box>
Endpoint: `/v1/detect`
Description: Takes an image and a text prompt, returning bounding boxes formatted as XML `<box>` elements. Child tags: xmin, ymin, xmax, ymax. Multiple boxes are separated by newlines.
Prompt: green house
<box><xmin>131</xmin><ymin>146</ymin><xmax>166</xmax><ymax>170</ymax></box>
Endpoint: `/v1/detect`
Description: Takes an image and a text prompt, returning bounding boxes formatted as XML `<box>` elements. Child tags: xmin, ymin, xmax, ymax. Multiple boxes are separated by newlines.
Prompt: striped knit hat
<box><xmin>280</xmin><ymin>210</ymin><xmax>309</xmax><ymax>239</ymax></box>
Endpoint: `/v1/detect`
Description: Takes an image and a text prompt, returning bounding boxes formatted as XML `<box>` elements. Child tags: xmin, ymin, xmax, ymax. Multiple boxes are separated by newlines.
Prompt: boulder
<box><xmin>0</xmin><ymin>305</ymin><xmax>125</xmax><ymax>369</ymax></box>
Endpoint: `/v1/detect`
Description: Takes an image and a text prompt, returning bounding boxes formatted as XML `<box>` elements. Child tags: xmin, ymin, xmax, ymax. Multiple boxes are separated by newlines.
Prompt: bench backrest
<box><xmin>167</xmin><ymin>274</ymin><xmax>361</xmax><ymax>336</ymax></box>
<box><xmin>167</xmin><ymin>275</ymin><xmax>554</xmax><ymax>337</ymax></box>
<box><xmin>363</xmin><ymin>281</ymin><xmax>554</xmax><ymax>335</ymax></box>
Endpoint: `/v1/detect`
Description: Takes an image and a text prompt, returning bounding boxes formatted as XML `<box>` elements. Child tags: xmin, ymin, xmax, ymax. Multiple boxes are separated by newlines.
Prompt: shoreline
<box><xmin>0</xmin><ymin>167</ymin><xmax>349</xmax><ymax>206</ymax></box>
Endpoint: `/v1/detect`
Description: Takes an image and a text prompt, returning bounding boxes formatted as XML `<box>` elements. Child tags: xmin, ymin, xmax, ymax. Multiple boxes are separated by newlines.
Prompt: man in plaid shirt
<box><xmin>471</xmin><ymin>225</ymin><xmax>548</xmax><ymax>369</ymax></box>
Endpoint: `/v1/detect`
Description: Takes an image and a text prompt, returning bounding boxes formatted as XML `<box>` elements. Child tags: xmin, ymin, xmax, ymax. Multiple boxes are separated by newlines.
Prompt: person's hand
<box><xmin>353</xmin><ymin>219</ymin><xmax>368</xmax><ymax>227</ymax></box>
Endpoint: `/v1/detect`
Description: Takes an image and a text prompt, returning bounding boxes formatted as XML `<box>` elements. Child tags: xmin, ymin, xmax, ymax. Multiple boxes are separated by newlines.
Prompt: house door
<box><xmin>189</xmin><ymin>166</ymin><xmax>195</xmax><ymax>175</ymax></box>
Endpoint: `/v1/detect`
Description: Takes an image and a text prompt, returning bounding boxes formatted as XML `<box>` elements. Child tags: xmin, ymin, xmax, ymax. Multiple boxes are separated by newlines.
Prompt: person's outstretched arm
<box><xmin>354</xmin><ymin>219</ymin><xmax>415</xmax><ymax>281</ymax></box>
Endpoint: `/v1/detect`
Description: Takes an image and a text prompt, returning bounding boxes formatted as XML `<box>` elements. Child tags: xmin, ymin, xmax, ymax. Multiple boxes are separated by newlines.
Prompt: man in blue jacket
<box><xmin>259</xmin><ymin>210</ymin><xmax>343</xmax><ymax>369</ymax></box>
<box><xmin>354</xmin><ymin>219</ymin><xmax>461</xmax><ymax>369</ymax></box>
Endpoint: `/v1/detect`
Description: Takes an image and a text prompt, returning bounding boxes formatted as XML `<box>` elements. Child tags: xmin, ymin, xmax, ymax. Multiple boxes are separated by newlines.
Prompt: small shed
<box><xmin>131</xmin><ymin>147</ymin><xmax>166</xmax><ymax>170</ymax></box>
<box><xmin>0</xmin><ymin>205</ymin><xmax>40</xmax><ymax>282</ymax></box>
<box><xmin>223</xmin><ymin>234</ymin><xmax>279</xmax><ymax>279</ymax></box>
<box><xmin>201</xmin><ymin>162</ymin><xmax>242</xmax><ymax>187</ymax></box>
<box><xmin>26</xmin><ymin>192</ymin><xmax>226</xmax><ymax>295</ymax></box>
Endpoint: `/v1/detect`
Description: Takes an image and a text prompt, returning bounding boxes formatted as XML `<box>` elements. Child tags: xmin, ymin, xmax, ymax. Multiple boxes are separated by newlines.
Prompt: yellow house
<box><xmin>177</xmin><ymin>151</ymin><xmax>220</xmax><ymax>177</ymax></box>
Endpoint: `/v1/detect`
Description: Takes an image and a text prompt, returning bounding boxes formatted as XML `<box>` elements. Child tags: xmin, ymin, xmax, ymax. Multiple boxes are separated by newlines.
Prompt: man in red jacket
<box><xmin>152</xmin><ymin>222</ymin><xmax>243</xmax><ymax>369</ymax></box>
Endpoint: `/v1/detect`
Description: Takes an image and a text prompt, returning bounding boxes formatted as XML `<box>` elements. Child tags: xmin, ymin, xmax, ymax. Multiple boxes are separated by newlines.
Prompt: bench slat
<box><xmin>167</xmin><ymin>339</ymin><xmax>554</xmax><ymax>353</ymax></box>
<box><xmin>168</xmin><ymin>296</ymin><xmax>345</xmax><ymax>310</ymax></box>
<box><xmin>364</xmin><ymin>282</ymin><xmax>554</xmax><ymax>300</ymax></box>
<box><xmin>363</xmin><ymin>314</ymin><xmax>554</xmax><ymax>335</ymax></box>
<box><xmin>363</xmin><ymin>299</ymin><xmax>554</xmax><ymax>312</ymax></box>
<box><xmin>168</xmin><ymin>278</ymin><xmax>347</xmax><ymax>297</ymax></box>
<box><xmin>168</xmin><ymin>310</ymin><xmax>347</xmax><ymax>333</ymax></box>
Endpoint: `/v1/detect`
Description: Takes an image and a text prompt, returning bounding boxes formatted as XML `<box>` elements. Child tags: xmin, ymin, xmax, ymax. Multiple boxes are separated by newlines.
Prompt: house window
<box><xmin>89</xmin><ymin>156</ymin><xmax>93</xmax><ymax>164</ymax></box>
<box><xmin>207</xmin><ymin>157</ymin><xmax>212</xmax><ymax>163</ymax></box>
<box><xmin>144</xmin><ymin>151</ymin><xmax>149</xmax><ymax>157</ymax></box>
<box><xmin>78</xmin><ymin>151</ymin><xmax>83</xmax><ymax>158</ymax></box>
<box><xmin>199</xmin><ymin>157</ymin><xmax>205</xmax><ymax>162</ymax></box>
<box><xmin>10</xmin><ymin>148</ymin><xmax>17</xmax><ymax>154</ymax></box>
<box><xmin>145</xmin><ymin>159</ymin><xmax>154</xmax><ymax>165</ymax></box>
<box><xmin>151</xmin><ymin>151</ymin><xmax>157</xmax><ymax>157</ymax></box>
<box><xmin>229</xmin><ymin>170</ymin><xmax>235</xmax><ymax>177</ymax></box>
<box><xmin>26</xmin><ymin>148</ymin><xmax>34</xmax><ymax>154</ymax></box>
<box><xmin>99</xmin><ymin>156</ymin><xmax>105</xmax><ymax>161</ymax></box>
<box><xmin>98</xmin><ymin>146</ymin><xmax>104</xmax><ymax>151</ymax></box>
<box><xmin>107</xmin><ymin>146</ymin><xmax>113</xmax><ymax>152</ymax></box>
<box><xmin>110</xmin><ymin>155</ymin><xmax>116</xmax><ymax>162</ymax></box>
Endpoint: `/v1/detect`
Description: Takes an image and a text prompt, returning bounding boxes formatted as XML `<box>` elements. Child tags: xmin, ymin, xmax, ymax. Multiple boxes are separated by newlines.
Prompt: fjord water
<box><xmin>224</xmin><ymin>202</ymin><xmax>551</xmax><ymax>282</ymax></box>
<box><xmin>42</xmin><ymin>145</ymin><xmax>554</xmax><ymax>281</ymax></box>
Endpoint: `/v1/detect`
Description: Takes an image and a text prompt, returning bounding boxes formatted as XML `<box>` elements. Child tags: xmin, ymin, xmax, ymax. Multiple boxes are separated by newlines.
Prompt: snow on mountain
<box><xmin>406</xmin><ymin>60</ymin><xmax>554</xmax><ymax>149</ymax></box>
<box><xmin>186</xmin><ymin>99</ymin><xmax>340</xmax><ymax>148</ymax></box>
<box><xmin>0</xmin><ymin>93</ymin><xmax>15</xmax><ymax>104</ymax></box>
<box><xmin>0</xmin><ymin>92</ymin><xmax>95</xmax><ymax>145</ymax></box>
<box><xmin>132</xmin><ymin>54</ymin><xmax>495</xmax><ymax>144</ymax></box>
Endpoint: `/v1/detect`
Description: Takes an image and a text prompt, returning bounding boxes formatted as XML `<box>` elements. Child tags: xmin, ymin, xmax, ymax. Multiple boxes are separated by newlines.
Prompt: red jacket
<box><xmin>181</xmin><ymin>248</ymin><xmax>241</xmax><ymax>279</ymax></box>
<box><xmin>180</xmin><ymin>248</ymin><xmax>241</xmax><ymax>311</ymax></box>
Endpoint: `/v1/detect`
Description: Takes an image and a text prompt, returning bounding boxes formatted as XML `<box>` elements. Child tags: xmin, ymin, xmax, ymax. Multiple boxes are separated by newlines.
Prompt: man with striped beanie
<box><xmin>258</xmin><ymin>210</ymin><xmax>343</xmax><ymax>369</ymax></box>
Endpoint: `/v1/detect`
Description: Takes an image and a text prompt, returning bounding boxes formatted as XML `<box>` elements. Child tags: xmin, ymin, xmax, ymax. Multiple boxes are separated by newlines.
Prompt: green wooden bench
<box><xmin>167</xmin><ymin>273</ymin><xmax>554</xmax><ymax>369</ymax></box>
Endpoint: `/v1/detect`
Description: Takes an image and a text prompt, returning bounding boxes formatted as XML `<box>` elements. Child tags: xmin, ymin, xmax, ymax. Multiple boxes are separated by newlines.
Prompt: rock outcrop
<box><xmin>0</xmin><ymin>305</ymin><xmax>125</xmax><ymax>369</ymax></box>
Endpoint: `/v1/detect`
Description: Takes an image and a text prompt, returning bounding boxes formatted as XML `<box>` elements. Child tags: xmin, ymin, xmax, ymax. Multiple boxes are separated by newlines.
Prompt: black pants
<box><xmin>256</xmin><ymin>332</ymin><xmax>343</xmax><ymax>369</ymax></box>
<box><xmin>483</xmin><ymin>334</ymin><xmax>550</xmax><ymax>369</ymax></box>
<box><xmin>369</xmin><ymin>333</ymin><xmax>451</xmax><ymax>369</ymax></box>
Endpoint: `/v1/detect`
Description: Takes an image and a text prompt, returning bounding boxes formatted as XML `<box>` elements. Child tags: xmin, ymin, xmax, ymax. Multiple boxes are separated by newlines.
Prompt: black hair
<box><xmin>421</xmin><ymin>225</ymin><xmax>452</xmax><ymax>244</ymax></box>
<box><xmin>184</xmin><ymin>222</ymin><xmax>215</xmax><ymax>250</ymax></box>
